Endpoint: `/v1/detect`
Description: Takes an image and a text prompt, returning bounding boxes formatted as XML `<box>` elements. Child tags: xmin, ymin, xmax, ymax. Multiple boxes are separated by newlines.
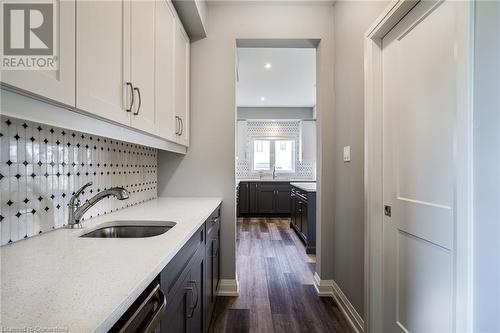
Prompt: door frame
<box><xmin>363</xmin><ymin>1</ymin><xmax>475</xmax><ymax>332</ymax></box>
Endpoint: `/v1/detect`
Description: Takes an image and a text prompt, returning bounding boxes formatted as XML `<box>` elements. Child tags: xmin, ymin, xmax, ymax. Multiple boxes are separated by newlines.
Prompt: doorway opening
<box><xmin>235</xmin><ymin>45</ymin><xmax>317</xmax><ymax>253</ymax></box>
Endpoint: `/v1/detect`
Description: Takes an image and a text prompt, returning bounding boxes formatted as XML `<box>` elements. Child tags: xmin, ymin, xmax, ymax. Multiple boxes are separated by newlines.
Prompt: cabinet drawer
<box><xmin>161</xmin><ymin>224</ymin><xmax>204</xmax><ymax>293</ymax></box>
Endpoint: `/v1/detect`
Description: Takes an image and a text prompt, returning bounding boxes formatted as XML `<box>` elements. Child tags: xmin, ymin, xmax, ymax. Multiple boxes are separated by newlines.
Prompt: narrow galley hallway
<box><xmin>209</xmin><ymin>218</ymin><xmax>353</xmax><ymax>333</ymax></box>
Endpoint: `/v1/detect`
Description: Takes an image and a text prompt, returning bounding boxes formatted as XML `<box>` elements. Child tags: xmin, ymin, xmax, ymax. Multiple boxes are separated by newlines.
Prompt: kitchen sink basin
<box><xmin>80</xmin><ymin>221</ymin><xmax>176</xmax><ymax>238</ymax></box>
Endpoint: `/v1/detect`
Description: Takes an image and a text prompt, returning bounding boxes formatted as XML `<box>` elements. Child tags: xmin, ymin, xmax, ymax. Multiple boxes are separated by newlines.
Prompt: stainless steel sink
<box><xmin>80</xmin><ymin>221</ymin><xmax>176</xmax><ymax>238</ymax></box>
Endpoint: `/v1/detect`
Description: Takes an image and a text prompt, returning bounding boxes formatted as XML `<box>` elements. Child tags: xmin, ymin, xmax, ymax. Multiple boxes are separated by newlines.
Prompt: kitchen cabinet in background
<box><xmin>290</xmin><ymin>185</ymin><xmax>316</xmax><ymax>254</ymax></box>
<box><xmin>238</xmin><ymin>182</ymin><xmax>291</xmax><ymax>217</ymax></box>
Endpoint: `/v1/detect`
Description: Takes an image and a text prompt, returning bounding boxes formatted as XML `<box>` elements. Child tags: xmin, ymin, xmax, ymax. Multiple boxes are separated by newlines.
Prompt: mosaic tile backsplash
<box><xmin>236</xmin><ymin>120</ymin><xmax>316</xmax><ymax>180</ymax></box>
<box><xmin>0</xmin><ymin>116</ymin><xmax>157</xmax><ymax>245</ymax></box>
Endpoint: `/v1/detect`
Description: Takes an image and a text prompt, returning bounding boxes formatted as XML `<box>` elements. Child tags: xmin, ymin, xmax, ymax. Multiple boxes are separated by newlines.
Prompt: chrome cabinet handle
<box><xmin>179</xmin><ymin>117</ymin><xmax>184</xmax><ymax>136</ymax></box>
<box><xmin>175</xmin><ymin>116</ymin><xmax>181</xmax><ymax>135</ymax></box>
<box><xmin>126</xmin><ymin>82</ymin><xmax>134</xmax><ymax>113</ymax></box>
<box><xmin>133</xmin><ymin>87</ymin><xmax>141</xmax><ymax>116</ymax></box>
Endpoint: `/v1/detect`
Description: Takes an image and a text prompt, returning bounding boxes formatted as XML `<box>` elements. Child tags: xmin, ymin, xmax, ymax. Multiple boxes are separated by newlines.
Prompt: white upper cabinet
<box><xmin>130</xmin><ymin>0</ymin><xmax>157</xmax><ymax>134</ymax></box>
<box><xmin>173</xmin><ymin>20</ymin><xmax>190</xmax><ymax>146</ymax></box>
<box><xmin>2</xmin><ymin>0</ymin><xmax>191</xmax><ymax>151</ymax></box>
<box><xmin>1</xmin><ymin>0</ymin><xmax>76</xmax><ymax>106</ymax></box>
<box><xmin>76</xmin><ymin>0</ymin><xmax>131</xmax><ymax>125</ymax></box>
<box><xmin>155</xmin><ymin>1</ymin><xmax>176</xmax><ymax>141</ymax></box>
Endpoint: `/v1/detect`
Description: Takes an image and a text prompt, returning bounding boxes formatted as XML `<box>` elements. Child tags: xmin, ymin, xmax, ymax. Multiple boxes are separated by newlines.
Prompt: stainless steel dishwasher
<box><xmin>110</xmin><ymin>280</ymin><xmax>166</xmax><ymax>333</ymax></box>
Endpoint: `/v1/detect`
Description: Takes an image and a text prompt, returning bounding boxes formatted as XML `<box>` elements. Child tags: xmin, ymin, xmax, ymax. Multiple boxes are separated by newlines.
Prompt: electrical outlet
<box><xmin>343</xmin><ymin>146</ymin><xmax>351</xmax><ymax>162</ymax></box>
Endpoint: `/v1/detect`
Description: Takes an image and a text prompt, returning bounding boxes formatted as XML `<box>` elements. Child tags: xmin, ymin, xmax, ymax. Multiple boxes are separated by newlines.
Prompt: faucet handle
<box><xmin>74</xmin><ymin>181</ymin><xmax>93</xmax><ymax>202</ymax></box>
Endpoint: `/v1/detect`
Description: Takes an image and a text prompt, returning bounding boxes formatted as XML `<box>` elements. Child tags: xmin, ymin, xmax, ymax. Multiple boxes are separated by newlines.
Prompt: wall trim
<box><xmin>313</xmin><ymin>273</ymin><xmax>364</xmax><ymax>333</ymax></box>
<box><xmin>216</xmin><ymin>279</ymin><xmax>240</xmax><ymax>296</ymax></box>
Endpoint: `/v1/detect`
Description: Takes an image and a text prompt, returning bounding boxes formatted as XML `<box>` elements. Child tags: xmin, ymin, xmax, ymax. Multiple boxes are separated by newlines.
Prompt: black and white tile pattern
<box><xmin>0</xmin><ymin>116</ymin><xmax>157</xmax><ymax>245</ymax></box>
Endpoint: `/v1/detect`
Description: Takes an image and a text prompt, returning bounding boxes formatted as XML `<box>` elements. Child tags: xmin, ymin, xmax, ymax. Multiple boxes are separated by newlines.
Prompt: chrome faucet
<box><xmin>67</xmin><ymin>182</ymin><xmax>130</xmax><ymax>228</ymax></box>
<box><xmin>272</xmin><ymin>165</ymin><xmax>277</xmax><ymax>180</ymax></box>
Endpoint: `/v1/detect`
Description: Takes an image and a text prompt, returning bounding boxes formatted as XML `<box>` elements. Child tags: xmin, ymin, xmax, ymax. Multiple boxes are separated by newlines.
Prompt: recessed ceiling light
<box><xmin>264</xmin><ymin>63</ymin><xmax>272</xmax><ymax>69</ymax></box>
<box><xmin>260</xmin><ymin>96</ymin><xmax>266</xmax><ymax>102</ymax></box>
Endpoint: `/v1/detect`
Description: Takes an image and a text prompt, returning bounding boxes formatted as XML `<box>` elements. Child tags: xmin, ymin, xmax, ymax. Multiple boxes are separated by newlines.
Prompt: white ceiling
<box><xmin>236</xmin><ymin>48</ymin><xmax>316</xmax><ymax>107</ymax></box>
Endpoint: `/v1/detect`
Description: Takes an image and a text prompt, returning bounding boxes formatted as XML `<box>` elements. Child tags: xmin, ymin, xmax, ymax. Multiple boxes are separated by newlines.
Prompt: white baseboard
<box><xmin>313</xmin><ymin>273</ymin><xmax>364</xmax><ymax>333</ymax></box>
<box><xmin>217</xmin><ymin>279</ymin><xmax>240</xmax><ymax>296</ymax></box>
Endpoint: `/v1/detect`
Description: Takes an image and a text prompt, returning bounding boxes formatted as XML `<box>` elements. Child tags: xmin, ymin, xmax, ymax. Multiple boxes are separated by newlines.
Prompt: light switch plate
<box><xmin>343</xmin><ymin>146</ymin><xmax>351</xmax><ymax>162</ymax></box>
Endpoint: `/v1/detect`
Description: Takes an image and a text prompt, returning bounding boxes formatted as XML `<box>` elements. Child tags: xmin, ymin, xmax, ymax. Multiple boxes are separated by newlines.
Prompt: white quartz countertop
<box><xmin>0</xmin><ymin>197</ymin><xmax>222</xmax><ymax>333</ymax></box>
<box><xmin>290</xmin><ymin>182</ymin><xmax>317</xmax><ymax>192</ymax></box>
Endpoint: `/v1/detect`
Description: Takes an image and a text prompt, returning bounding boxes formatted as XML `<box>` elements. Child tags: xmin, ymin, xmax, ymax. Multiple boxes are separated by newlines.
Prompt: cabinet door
<box><xmin>155</xmin><ymin>0</ymin><xmax>176</xmax><ymax>141</ymax></box>
<box><xmin>257</xmin><ymin>184</ymin><xmax>275</xmax><ymax>214</ymax></box>
<box><xmin>162</xmin><ymin>271</ymin><xmax>190</xmax><ymax>333</ymax></box>
<box><xmin>1</xmin><ymin>0</ymin><xmax>75</xmax><ymax>106</ymax></box>
<box><xmin>189</xmin><ymin>248</ymin><xmax>204</xmax><ymax>333</ymax></box>
<box><xmin>290</xmin><ymin>191</ymin><xmax>297</xmax><ymax>227</ymax></box>
<box><xmin>130</xmin><ymin>0</ymin><xmax>157</xmax><ymax>133</ymax></box>
<box><xmin>213</xmin><ymin>236</ymin><xmax>220</xmax><ymax>301</ymax></box>
<box><xmin>275</xmin><ymin>185</ymin><xmax>291</xmax><ymax>214</ymax></box>
<box><xmin>295</xmin><ymin>198</ymin><xmax>303</xmax><ymax>233</ymax></box>
<box><xmin>173</xmin><ymin>20</ymin><xmax>190</xmax><ymax>146</ymax></box>
<box><xmin>249</xmin><ymin>183</ymin><xmax>259</xmax><ymax>214</ymax></box>
<box><xmin>76</xmin><ymin>0</ymin><xmax>130</xmax><ymax>125</ymax></box>
<box><xmin>205</xmin><ymin>237</ymin><xmax>217</xmax><ymax>331</ymax></box>
<box><xmin>301</xmin><ymin>199</ymin><xmax>308</xmax><ymax>242</ymax></box>
<box><xmin>238</xmin><ymin>183</ymin><xmax>249</xmax><ymax>215</ymax></box>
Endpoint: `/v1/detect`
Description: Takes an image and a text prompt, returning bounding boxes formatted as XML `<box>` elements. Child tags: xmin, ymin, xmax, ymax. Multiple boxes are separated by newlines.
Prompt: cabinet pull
<box><xmin>179</xmin><ymin>117</ymin><xmax>184</xmax><ymax>136</ymax></box>
<box><xmin>118</xmin><ymin>284</ymin><xmax>166</xmax><ymax>333</ymax></box>
<box><xmin>212</xmin><ymin>238</ymin><xmax>219</xmax><ymax>258</ymax></box>
<box><xmin>175</xmin><ymin>116</ymin><xmax>181</xmax><ymax>135</ymax></box>
<box><xmin>185</xmin><ymin>280</ymin><xmax>199</xmax><ymax>318</ymax></box>
<box><xmin>126</xmin><ymin>82</ymin><xmax>134</xmax><ymax>113</ymax></box>
<box><xmin>133</xmin><ymin>87</ymin><xmax>141</xmax><ymax>116</ymax></box>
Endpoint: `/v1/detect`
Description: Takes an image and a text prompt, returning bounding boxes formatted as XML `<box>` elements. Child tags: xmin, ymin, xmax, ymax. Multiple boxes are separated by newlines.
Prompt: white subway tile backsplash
<box><xmin>0</xmin><ymin>116</ymin><xmax>157</xmax><ymax>245</ymax></box>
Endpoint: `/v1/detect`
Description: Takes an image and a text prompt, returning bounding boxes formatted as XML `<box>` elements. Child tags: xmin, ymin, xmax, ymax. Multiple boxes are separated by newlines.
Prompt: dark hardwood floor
<box><xmin>208</xmin><ymin>217</ymin><xmax>353</xmax><ymax>333</ymax></box>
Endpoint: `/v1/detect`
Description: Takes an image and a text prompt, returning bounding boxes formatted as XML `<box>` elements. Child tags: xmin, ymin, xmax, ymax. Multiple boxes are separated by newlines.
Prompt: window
<box><xmin>253</xmin><ymin>140</ymin><xmax>271</xmax><ymax>171</ymax></box>
<box><xmin>275</xmin><ymin>140</ymin><xmax>294</xmax><ymax>171</ymax></box>
<box><xmin>252</xmin><ymin>138</ymin><xmax>295</xmax><ymax>173</ymax></box>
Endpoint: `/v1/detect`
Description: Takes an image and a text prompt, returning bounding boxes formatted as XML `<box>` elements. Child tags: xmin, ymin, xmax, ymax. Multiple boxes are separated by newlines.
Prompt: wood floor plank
<box><xmin>225</xmin><ymin>309</ymin><xmax>250</xmax><ymax>333</ymax></box>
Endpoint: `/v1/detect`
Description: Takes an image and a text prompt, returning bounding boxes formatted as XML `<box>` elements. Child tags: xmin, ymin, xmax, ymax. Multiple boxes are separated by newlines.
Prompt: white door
<box><xmin>130</xmin><ymin>0</ymin><xmax>157</xmax><ymax>134</ymax></box>
<box><xmin>155</xmin><ymin>0</ymin><xmax>176</xmax><ymax>141</ymax></box>
<box><xmin>382</xmin><ymin>1</ymin><xmax>458</xmax><ymax>332</ymax></box>
<box><xmin>76</xmin><ymin>0</ymin><xmax>131</xmax><ymax>125</ymax></box>
<box><xmin>0</xmin><ymin>0</ymin><xmax>75</xmax><ymax>106</ymax></box>
<box><xmin>173</xmin><ymin>21</ymin><xmax>190</xmax><ymax>146</ymax></box>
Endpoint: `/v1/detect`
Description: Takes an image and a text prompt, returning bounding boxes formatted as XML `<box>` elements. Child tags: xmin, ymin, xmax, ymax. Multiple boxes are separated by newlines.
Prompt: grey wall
<box><xmin>473</xmin><ymin>1</ymin><xmax>500</xmax><ymax>332</ymax></box>
<box><xmin>237</xmin><ymin>107</ymin><xmax>314</xmax><ymax>120</ymax></box>
<box><xmin>158</xmin><ymin>3</ymin><xmax>336</xmax><ymax>281</ymax></box>
<box><xmin>332</xmin><ymin>0</ymin><xmax>388</xmax><ymax>317</ymax></box>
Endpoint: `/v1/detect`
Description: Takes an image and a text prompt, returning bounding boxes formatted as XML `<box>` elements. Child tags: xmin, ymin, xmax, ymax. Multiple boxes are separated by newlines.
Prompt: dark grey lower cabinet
<box><xmin>238</xmin><ymin>182</ymin><xmax>291</xmax><ymax>216</ymax></box>
<box><xmin>160</xmin><ymin>206</ymin><xmax>220</xmax><ymax>333</ymax></box>
<box><xmin>290</xmin><ymin>186</ymin><xmax>316</xmax><ymax>254</ymax></box>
